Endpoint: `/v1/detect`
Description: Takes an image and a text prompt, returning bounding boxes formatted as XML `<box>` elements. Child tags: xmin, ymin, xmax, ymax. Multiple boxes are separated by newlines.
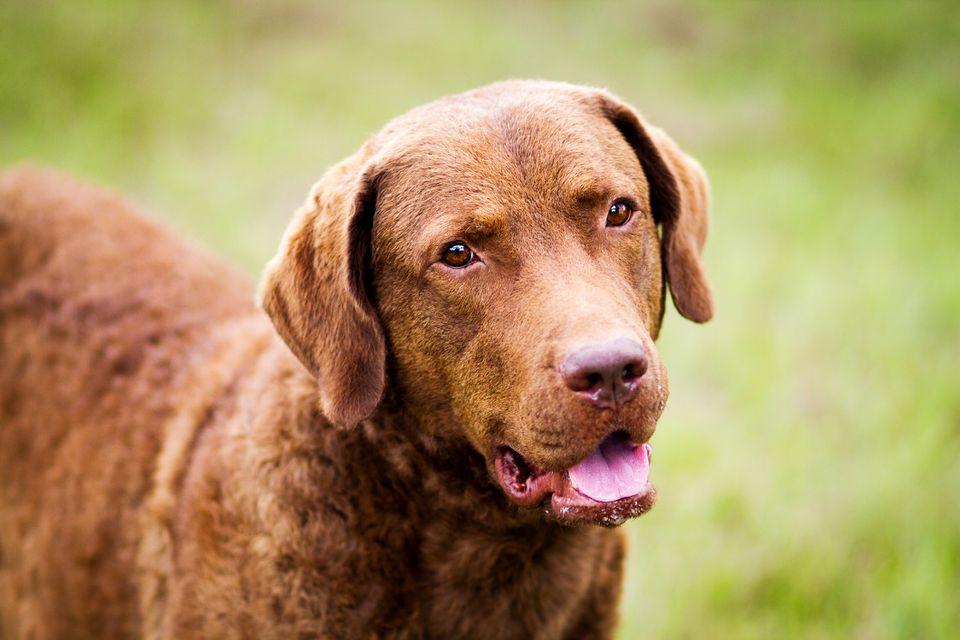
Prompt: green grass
<box><xmin>2</xmin><ymin>1</ymin><xmax>958</xmax><ymax>637</ymax></box>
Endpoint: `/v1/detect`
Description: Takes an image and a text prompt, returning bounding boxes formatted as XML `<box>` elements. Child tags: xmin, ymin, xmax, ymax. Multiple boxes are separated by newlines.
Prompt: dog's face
<box><xmin>260</xmin><ymin>81</ymin><xmax>713</xmax><ymax>526</ymax></box>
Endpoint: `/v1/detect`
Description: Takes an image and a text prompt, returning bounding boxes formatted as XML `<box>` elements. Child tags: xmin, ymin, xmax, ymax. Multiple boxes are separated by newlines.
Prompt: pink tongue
<box><xmin>568</xmin><ymin>438</ymin><xmax>651</xmax><ymax>503</ymax></box>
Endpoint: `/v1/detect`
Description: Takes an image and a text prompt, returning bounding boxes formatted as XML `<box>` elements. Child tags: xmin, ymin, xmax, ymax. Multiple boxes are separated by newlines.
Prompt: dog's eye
<box><xmin>441</xmin><ymin>242</ymin><xmax>475</xmax><ymax>268</ymax></box>
<box><xmin>606</xmin><ymin>200</ymin><xmax>633</xmax><ymax>227</ymax></box>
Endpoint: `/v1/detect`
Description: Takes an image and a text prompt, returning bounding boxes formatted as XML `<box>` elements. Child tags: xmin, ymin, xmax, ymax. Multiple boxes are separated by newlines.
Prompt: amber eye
<box><xmin>441</xmin><ymin>242</ymin><xmax>474</xmax><ymax>268</ymax></box>
<box><xmin>606</xmin><ymin>200</ymin><xmax>633</xmax><ymax>227</ymax></box>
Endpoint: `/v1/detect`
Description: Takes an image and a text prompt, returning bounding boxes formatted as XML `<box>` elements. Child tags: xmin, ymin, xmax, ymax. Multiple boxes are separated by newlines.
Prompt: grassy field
<box><xmin>2</xmin><ymin>1</ymin><xmax>958</xmax><ymax>637</ymax></box>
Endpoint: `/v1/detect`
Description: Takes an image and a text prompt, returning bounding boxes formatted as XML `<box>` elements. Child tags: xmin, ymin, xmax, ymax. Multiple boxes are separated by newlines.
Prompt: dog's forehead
<box><xmin>375</xmin><ymin>90</ymin><xmax>645</xmax><ymax>245</ymax></box>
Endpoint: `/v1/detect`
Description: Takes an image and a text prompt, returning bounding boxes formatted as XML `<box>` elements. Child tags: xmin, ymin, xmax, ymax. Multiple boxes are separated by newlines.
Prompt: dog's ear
<box><xmin>597</xmin><ymin>93</ymin><xmax>714</xmax><ymax>323</ymax></box>
<box><xmin>258</xmin><ymin>157</ymin><xmax>385</xmax><ymax>428</ymax></box>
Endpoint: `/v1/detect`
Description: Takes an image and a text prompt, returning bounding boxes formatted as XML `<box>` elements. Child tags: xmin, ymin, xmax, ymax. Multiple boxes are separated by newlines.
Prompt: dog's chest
<box><xmin>407</xmin><ymin>521</ymin><xmax>612</xmax><ymax>638</ymax></box>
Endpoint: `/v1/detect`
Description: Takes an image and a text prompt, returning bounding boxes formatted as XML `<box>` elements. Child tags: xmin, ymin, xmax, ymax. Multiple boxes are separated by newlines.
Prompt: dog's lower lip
<box><xmin>548</xmin><ymin>485</ymin><xmax>656</xmax><ymax>527</ymax></box>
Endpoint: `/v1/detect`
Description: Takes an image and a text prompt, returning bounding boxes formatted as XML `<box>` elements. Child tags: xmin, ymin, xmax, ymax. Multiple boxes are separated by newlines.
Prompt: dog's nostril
<box><xmin>621</xmin><ymin>358</ymin><xmax>647</xmax><ymax>383</ymax></box>
<box><xmin>585</xmin><ymin>372</ymin><xmax>603</xmax><ymax>390</ymax></box>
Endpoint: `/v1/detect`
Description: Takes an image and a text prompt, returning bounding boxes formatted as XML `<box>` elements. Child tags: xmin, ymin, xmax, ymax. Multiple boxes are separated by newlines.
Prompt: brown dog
<box><xmin>0</xmin><ymin>80</ymin><xmax>712</xmax><ymax>639</ymax></box>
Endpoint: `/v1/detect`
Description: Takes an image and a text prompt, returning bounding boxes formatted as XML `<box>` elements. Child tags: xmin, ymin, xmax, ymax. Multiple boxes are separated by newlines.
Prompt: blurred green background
<box><xmin>2</xmin><ymin>1</ymin><xmax>958</xmax><ymax>637</ymax></box>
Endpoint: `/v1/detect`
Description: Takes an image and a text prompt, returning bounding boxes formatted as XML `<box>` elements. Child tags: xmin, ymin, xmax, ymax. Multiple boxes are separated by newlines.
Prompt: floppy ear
<box><xmin>598</xmin><ymin>93</ymin><xmax>714</xmax><ymax>323</ymax></box>
<box><xmin>258</xmin><ymin>158</ymin><xmax>385</xmax><ymax>427</ymax></box>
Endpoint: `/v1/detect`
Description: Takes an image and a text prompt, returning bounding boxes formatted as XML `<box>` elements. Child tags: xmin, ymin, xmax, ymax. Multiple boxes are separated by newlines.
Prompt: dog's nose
<box><xmin>560</xmin><ymin>338</ymin><xmax>648</xmax><ymax>410</ymax></box>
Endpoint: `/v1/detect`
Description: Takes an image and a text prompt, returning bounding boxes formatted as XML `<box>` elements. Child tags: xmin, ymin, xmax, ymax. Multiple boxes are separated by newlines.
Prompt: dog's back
<box><xmin>0</xmin><ymin>166</ymin><xmax>259</xmax><ymax>637</ymax></box>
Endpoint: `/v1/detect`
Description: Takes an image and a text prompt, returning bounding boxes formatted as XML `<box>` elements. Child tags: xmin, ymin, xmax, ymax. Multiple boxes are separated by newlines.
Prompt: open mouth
<box><xmin>494</xmin><ymin>431</ymin><xmax>655</xmax><ymax>527</ymax></box>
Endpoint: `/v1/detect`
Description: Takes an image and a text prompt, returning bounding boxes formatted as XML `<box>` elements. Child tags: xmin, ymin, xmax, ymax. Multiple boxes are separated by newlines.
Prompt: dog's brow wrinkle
<box><xmin>564</xmin><ymin>175</ymin><xmax>608</xmax><ymax>202</ymax></box>
<box><xmin>571</xmin><ymin>189</ymin><xmax>607</xmax><ymax>209</ymax></box>
<box><xmin>459</xmin><ymin>212</ymin><xmax>509</xmax><ymax>239</ymax></box>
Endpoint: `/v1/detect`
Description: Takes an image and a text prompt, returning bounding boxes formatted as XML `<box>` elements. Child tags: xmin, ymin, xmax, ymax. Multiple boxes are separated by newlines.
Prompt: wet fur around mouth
<box><xmin>0</xmin><ymin>80</ymin><xmax>712</xmax><ymax>639</ymax></box>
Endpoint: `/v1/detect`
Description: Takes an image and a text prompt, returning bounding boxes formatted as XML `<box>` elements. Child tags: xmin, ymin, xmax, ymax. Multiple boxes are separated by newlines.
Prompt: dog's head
<box><xmin>260</xmin><ymin>81</ymin><xmax>712</xmax><ymax>526</ymax></box>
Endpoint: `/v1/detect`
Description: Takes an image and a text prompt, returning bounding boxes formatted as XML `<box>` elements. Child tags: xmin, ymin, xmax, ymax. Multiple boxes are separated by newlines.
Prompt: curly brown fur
<box><xmin>0</xmin><ymin>81</ymin><xmax>711</xmax><ymax>639</ymax></box>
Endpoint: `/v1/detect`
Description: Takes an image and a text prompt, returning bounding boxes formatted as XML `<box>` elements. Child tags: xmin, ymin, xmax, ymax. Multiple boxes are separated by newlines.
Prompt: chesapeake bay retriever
<box><xmin>0</xmin><ymin>80</ymin><xmax>713</xmax><ymax>639</ymax></box>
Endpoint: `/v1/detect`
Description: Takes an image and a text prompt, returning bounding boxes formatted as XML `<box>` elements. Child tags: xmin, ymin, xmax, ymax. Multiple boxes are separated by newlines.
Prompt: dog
<box><xmin>0</xmin><ymin>80</ymin><xmax>713</xmax><ymax>639</ymax></box>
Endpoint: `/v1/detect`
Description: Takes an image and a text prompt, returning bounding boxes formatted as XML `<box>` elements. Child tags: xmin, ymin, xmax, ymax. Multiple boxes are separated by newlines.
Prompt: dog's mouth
<box><xmin>494</xmin><ymin>431</ymin><xmax>655</xmax><ymax>527</ymax></box>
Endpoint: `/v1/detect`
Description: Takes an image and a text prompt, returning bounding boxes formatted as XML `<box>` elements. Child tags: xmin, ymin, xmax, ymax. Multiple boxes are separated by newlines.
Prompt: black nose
<box><xmin>560</xmin><ymin>338</ymin><xmax>648</xmax><ymax>410</ymax></box>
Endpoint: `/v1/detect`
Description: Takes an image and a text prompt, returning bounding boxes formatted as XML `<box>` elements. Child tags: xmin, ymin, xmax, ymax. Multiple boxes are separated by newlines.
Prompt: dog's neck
<box><xmin>354</xmin><ymin>403</ymin><xmax>616</xmax><ymax>633</ymax></box>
